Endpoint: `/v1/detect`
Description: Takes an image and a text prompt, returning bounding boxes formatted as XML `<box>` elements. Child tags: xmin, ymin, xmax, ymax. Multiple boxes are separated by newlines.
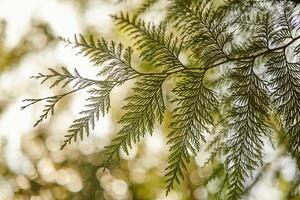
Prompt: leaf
<box><xmin>165</xmin><ymin>71</ymin><xmax>218</xmax><ymax>194</ymax></box>
<box><xmin>266</xmin><ymin>52</ymin><xmax>300</xmax><ymax>160</ymax></box>
<box><xmin>102</xmin><ymin>75</ymin><xmax>167</xmax><ymax>166</ymax></box>
<box><xmin>225</xmin><ymin>59</ymin><xmax>271</xmax><ymax>200</ymax></box>
<box><xmin>61</xmin><ymin>82</ymin><xmax>116</xmax><ymax>149</ymax></box>
<box><xmin>112</xmin><ymin>12</ymin><xmax>185</xmax><ymax>72</ymax></box>
<box><xmin>169</xmin><ymin>0</ymin><xmax>232</xmax><ymax>66</ymax></box>
<box><xmin>31</xmin><ymin>67</ymin><xmax>95</xmax><ymax>89</ymax></box>
<box><xmin>60</xmin><ymin>35</ymin><xmax>138</xmax><ymax>81</ymax></box>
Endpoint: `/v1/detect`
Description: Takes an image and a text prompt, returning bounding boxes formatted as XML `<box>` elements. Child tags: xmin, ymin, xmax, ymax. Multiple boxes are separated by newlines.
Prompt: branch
<box><xmin>21</xmin><ymin>85</ymin><xmax>90</xmax><ymax>127</ymax></box>
<box><xmin>208</xmin><ymin>34</ymin><xmax>300</xmax><ymax>70</ymax></box>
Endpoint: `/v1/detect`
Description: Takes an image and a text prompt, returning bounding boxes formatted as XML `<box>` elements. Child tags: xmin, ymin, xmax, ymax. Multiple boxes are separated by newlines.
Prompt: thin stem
<box><xmin>21</xmin><ymin>84</ymin><xmax>90</xmax><ymax>110</ymax></box>
<box><xmin>207</xmin><ymin>34</ymin><xmax>300</xmax><ymax>70</ymax></box>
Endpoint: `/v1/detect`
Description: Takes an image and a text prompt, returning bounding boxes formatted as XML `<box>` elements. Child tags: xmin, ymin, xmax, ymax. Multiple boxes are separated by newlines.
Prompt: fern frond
<box><xmin>225</xmin><ymin>59</ymin><xmax>271</xmax><ymax>200</ymax></box>
<box><xmin>102</xmin><ymin>74</ymin><xmax>167</xmax><ymax>166</ymax></box>
<box><xmin>22</xmin><ymin>67</ymin><xmax>103</xmax><ymax>127</ymax></box>
<box><xmin>25</xmin><ymin>35</ymin><xmax>143</xmax><ymax>149</ymax></box>
<box><xmin>165</xmin><ymin>71</ymin><xmax>218</xmax><ymax>194</ymax></box>
<box><xmin>31</xmin><ymin>67</ymin><xmax>96</xmax><ymax>89</ymax></box>
<box><xmin>61</xmin><ymin>82</ymin><xmax>116</xmax><ymax>149</ymax></box>
<box><xmin>266</xmin><ymin>52</ymin><xmax>300</xmax><ymax>160</ymax></box>
<box><xmin>253</xmin><ymin>12</ymin><xmax>273</xmax><ymax>50</ymax></box>
<box><xmin>136</xmin><ymin>0</ymin><xmax>159</xmax><ymax>15</ymax></box>
<box><xmin>230</xmin><ymin>12</ymin><xmax>273</xmax><ymax>59</ymax></box>
<box><xmin>60</xmin><ymin>35</ymin><xmax>139</xmax><ymax>81</ymax></box>
<box><xmin>269</xmin><ymin>5</ymin><xmax>294</xmax><ymax>46</ymax></box>
<box><xmin>58</xmin><ymin>36</ymin><xmax>146</xmax><ymax>149</ymax></box>
<box><xmin>22</xmin><ymin>96</ymin><xmax>60</xmax><ymax>127</ymax></box>
<box><xmin>203</xmin><ymin>83</ymin><xmax>233</xmax><ymax>169</ymax></box>
<box><xmin>21</xmin><ymin>86</ymin><xmax>90</xmax><ymax>127</ymax></box>
<box><xmin>112</xmin><ymin>12</ymin><xmax>185</xmax><ymax>72</ymax></box>
<box><xmin>169</xmin><ymin>0</ymin><xmax>232</xmax><ymax>66</ymax></box>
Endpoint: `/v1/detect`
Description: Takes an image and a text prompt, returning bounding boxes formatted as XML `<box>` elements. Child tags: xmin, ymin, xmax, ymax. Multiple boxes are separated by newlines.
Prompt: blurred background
<box><xmin>0</xmin><ymin>0</ymin><xmax>298</xmax><ymax>199</ymax></box>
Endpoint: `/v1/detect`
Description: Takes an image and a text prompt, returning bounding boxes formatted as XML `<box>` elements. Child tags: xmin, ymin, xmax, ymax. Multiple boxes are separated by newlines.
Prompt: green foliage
<box><xmin>23</xmin><ymin>0</ymin><xmax>300</xmax><ymax>199</ymax></box>
<box><xmin>225</xmin><ymin>59</ymin><xmax>271</xmax><ymax>199</ymax></box>
<box><xmin>267</xmin><ymin>52</ymin><xmax>300</xmax><ymax>160</ymax></box>
<box><xmin>61</xmin><ymin>81</ymin><xmax>116</xmax><ymax>149</ymax></box>
<box><xmin>31</xmin><ymin>67</ymin><xmax>95</xmax><ymax>89</ymax></box>
<box><xmin>166</xmin><ymin>71</ymin><xmax>217</xmax><ymax>194</ymax></box>
<box><xmin>21</xmin><ymin>67</ymin><xmax>97</xmax><ymax>127</ymax></box>
<box><xmin>58</xmin><ymin>35</ymin><xmax>142</xmax><ymax>149</ymax></box>
<box><xmin>169</xmin><ymin>0</ymin><xmax>232</xmax><ymax>66</ymax></box>
<box><xmin>135</xmin><ymin>0</ymin><xmax>160</xmax><ymax>16</ymax></box>
<box><xmin>102</xmin><ymin>74</ymin><xmax>167</xmax><ymax>167</ymax></box>
<box><xmin>60</xmin><ymin>35</ymin><xmax>138</xmax><ymax>81</ymax></box>
<box><xmin>113</xmin><ymin>12</ymin><xmax>185</xmax><ymax>72</ymax></box>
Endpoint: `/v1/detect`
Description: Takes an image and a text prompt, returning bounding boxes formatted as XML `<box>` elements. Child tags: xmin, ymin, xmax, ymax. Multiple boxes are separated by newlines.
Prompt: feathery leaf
<box><xmin>113</xmin><ymin>12</ymin><xmax>185</xmax><ymax>72</ymax></box>
<box><xmin>165</xmin><ymin>71</ymin><xmax>217</xmax><ymax>194</ymax></box>
<box><xmin>225</xmin><ymin>59</ymin><xmax>271</xmax><ymax>200</ymax></box>
<box><xmin>102</xmin><ymin>75</ymin><xmax>167</xmax><ymax>166</ymax></box>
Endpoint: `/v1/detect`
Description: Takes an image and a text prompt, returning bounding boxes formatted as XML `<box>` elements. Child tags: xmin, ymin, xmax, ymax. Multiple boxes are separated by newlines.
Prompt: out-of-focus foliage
<box><xmin>0</xmin><ymin>20</ymin><xmax>55</xmax><ymax>73</ymax></box>
<box><xmin>1</xmin><ymin>0</ymin><xmax>300</xmax><ymax>200</ymax></box>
